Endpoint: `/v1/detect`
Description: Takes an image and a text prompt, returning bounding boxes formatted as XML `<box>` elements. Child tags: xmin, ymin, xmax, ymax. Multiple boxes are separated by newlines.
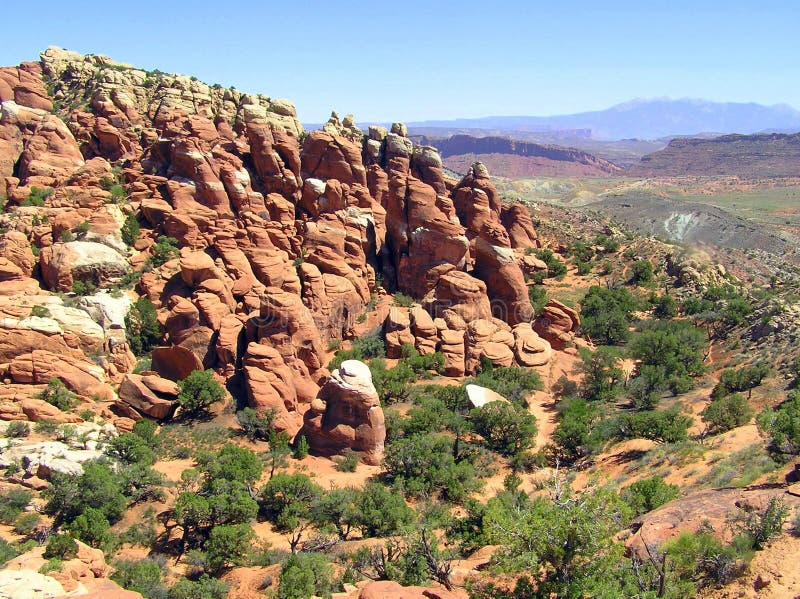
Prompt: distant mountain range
<box><xmin>402</xmin><ymin>99</ymin><xmax>800</xmax><ymax>141</ymax></box>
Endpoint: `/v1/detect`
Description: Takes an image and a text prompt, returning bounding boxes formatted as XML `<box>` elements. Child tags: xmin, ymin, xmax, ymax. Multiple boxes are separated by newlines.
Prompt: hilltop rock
<box><xmin>301</xmin><ymin>359</ymin><xmax>385</xmax><ymax>464</ymax></box>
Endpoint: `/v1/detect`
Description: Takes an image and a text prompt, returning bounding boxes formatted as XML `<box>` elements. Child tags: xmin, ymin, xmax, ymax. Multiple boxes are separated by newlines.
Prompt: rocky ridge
<box><xmin>0</xmin><ymin>47</ymin><xmax>565</xmax><ymax>455</ymax></box>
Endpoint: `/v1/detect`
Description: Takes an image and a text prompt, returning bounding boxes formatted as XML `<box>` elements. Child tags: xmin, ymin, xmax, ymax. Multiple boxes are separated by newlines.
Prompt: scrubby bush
<box><xmin>37</xmin><ymin>378</ymin><xmax>77</xmax><ymax>411</ymax></box>
<box><xmin>237</xmin><ymin>407</ymin><xmax>275</xmax><ymax>441</ymax></box>
<box><xmin>150</xmin><ymin>235</ymin><xmax>179</xmax><ymax>267</ymax></box>
<box><xmin>177</xmin><ymin>370</ymin><xmax>225</xmax><ymax>417</ymax></box>
<box><xmin>580</xmin><ymin>286</ymin><xmax>640</xmax><ymax>345</ymax></box>
<box><xmin>731</xmin><ymin>496</ymin><xmax>789</xmax><ymax>550</ymax></box>
<box><xmin>21</xmin><ymin>186</ymin><xmax>53</xmax><ymax>207</ymax></box>
<box><xmin>757</xmin><ymin>391</ymin><xmax>800</xmax><ymax>457</ymax></box>
<box><xmin>701</xmin><ymin>393</ymin><xmax>754</xmax><ymax>435</ymax></box>
<box><xmin>111</xmin><ymin>559</ymin><xmax>164</xmax><ymax>597</ymax></box>
<box><xmin>629</xmin><ymin>260</ymin><xmax>653</xmax><ymax>284</ymax></box>
<box><xmin>621</xmin><ymin>476</ymin><xmax>679</xmax><ymax>516</ymax></box>
<box><xmin>205</xmin><ymin>523</ymin><xmax>255</xmax><ymax>573</ymax></box>
<box><xmin>5</xmin><ymin>420</ymin><xmax>30</xmax><ymax>438</ymax></box>
<box><xmin>125</xmin><ymin>298</ymin><xmax>162</xmax><ymax>356</ymax></box>
<box><xmin>536</xmin><ymin>249</ymin><xmax>567</xmax><ymax>278</ymax></box>
<box><xmin>278</xmin><ymin>552</ymin><xmax>334</xmax><ymax>599</ymax></box>
<box><xmin>383</xmin><ymin>433</ymin><xmax>480</xmax><ymax>502</ymax></box>
<box><xmin>552</xmin><ymin>397</ymin><xmax>602</xmax><ymax>464</ymax></box>
<box><xmin>470</xmin><ymin>402</ymin><xmax>537</xmax><ymax>458</ymax></box>
<box><xmin>13</xmin><ymin>513</ymin><xmax>40</xmax><ymax>536</ymax></box>
<box><xmin>0</xmin><ymin>488</ymin><xmax>32</xmax><ymax>524</ymax></box>
<box><xmin>470</xmin><ymin>365</ymin><xmax>542</xmax><ymax>407</ymax></box>
<box><xmin>613</xmin><ymin>407</ymin><xmax>693</xmax><ymax>444</ymax></box>
<box><xmin>121</xmin><ymin>212</ymin><xmax>140</xmax><ymax>247</ymax></box>
<box><xmin>67</xmin><ymin>506</ymin><xmax>112</xmax><ymax>548</ymax></box>
<box><xmin>44</xmin><ymin>534</ymin><xmax>78</xmax><ymax>559</ymax></box>
<box><xmin>577</xmin><ymin>347</ymin><xmax>624</xmax><ymax>402</ymax></box>
<box><xmin>712</xmin><ymin>364</ymin><xmax>770</xmax><ymax>400</ymax></box>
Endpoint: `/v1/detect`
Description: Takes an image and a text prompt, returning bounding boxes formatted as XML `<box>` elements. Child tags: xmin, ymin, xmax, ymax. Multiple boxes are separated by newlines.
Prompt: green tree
<box><xmin>578</xmin><ymin>347</ymin><xmax>624</xmax><ymax>402</ymax></box>
<box><xmin>580</xmin><ymin>286</ymin><xmax>639</xmax><ymax>345</ymax></box>
<box><xmin>45</xmin><ymin>462</ymin><xmax>127</xmax><ymax>524</ymax></box>
<box><xmin>177</xmin><ymin>370</ymin><xmax>225</xmax><ymax>417</ymax></box>
<box><xmin>630</xmin><ymin>260</ymin><xmax>654</xmax><ymax>284</ymax></box>
<box><xmin>757</xmin><ymin>392</ymin><xmax>800</xmax><ymax>457</ymax></box>
<box><xmin>204</xmin><ymin>523</ymin><xmax>255</xmax><ymax>573</ymax></box>
<box><xmin>173</xmin><ymin>492</ymin><xmax>210</xmax><ymax>546</ymax></box>
<box><xmin>701</xmin><ymin>393</ymin><xmax>754</xmax><ymax>435</ymax></box>
<box><xmin>105</xmin><ymin>432</ymin><xmax>156</xmax><ymax>466</ymax></box>
<box><xmin>198</xmin><ymin>443</ymin><xmax>262</xmax><ymax>486</ymax></box>
<box><xmin>37</xmin><ymin>378</ymin><xmax>77</xmax><ymax>411</ymax></box>
<box><xmin>310</xmin><ymin>487</ymin><xmax>360</xmax><ymax>540</ymax></box>
<box><xmin>278</xmin><ymin>552</ymin><xmax>334</xmax><ymax>599</ymax></box>
<box><xmin>483</xmin><ymin>481</ymin><xmax>634</xmax><ymax>597</ymax></box>
<box><xmin>125</xmin><ymin>298</ymin><xmax>162</xmax><ymax>356</ymax></box>
<box><xmin>470</xmin><ymin>402</ymin><xmax>537</xmax><ymax>458</ymax></box>
<box><xmin>552</xmin><ymin>398</ymin><xmax>602</xmax><ymax>464</ymax></box>
<box><xmin>615</xmin><ymin>408</ymin><xmax>693</xmax><ymax>444</ymax></box>
<box><xmin>355</xmin><ymin>482</ymin><xmax>415</xmax><ymax>537</ymax></box>
<box><xmin>621</xmin><ymin>476</ymin><xmax>679</xmax><ymax>516</ymax></box>
<box><xmin>260</xmin><ymin>473</ymin><xmax>322</xmax><ymax>550</ymax></box>
<box><xmin>67</xmin><ymin>507</ymin><xmax>112</xmax><ymax>548</ymax></box>
<box><xmin>383</xmin><ymin>433</ymin><xmax>481</xmax><ymax>502</ymax></box>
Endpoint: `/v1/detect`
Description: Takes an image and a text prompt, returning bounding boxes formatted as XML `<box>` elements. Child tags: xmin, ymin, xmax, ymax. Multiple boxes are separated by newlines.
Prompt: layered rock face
<box><xmin>0</xmin><ymin>47</ymin><xmax>560</xmax><ymax>434</ymax></box>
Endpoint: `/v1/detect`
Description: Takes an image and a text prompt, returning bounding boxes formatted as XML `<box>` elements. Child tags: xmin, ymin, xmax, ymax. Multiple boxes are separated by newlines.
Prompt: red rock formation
<box><xmin>300</xmin><ymin>359</ymin><xmax>385</xmax><ymax>464</ymax></box>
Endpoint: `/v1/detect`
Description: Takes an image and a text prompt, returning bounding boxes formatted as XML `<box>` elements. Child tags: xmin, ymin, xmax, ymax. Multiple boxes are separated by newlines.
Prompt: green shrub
<box><xmin>111</xmin><ymin>559</ymin><xmax>164</xmax><ymax>597</ymax></box>
<box><xmin>71</xmin><ymin>279</ymin><xmax>96</xmax><ymax>295</ymax></box>
<box><xmin>701</xmin><ymin>393</ymin><xmax>754</xmax><ymax>435</ymax></box>
<box><xmin>44</xmin><ymin>534</ymin><xmax>78</xmax><ymax>559</ymax></box>
<box><xmin>0</xmin><ymin>538</ymin><xmax>19</xmax><ymax>568</ymax></box>
<box><xmin>383</xmin><ymin>433</ymin><xmax>480</xmax><ymax>502</ymax></box>
<box><xmin>168</xmin><ymin>575</ymin><xmax>228</xmax><ymax>599</ymax></box>
<box><xmin>470</xmin><ymin>365</ymin><xmax>542</xmax><ymax>407</ymax></box>
<box><xmin>621</xmin><ymin>476</ymin><xmax>679</xmax><ymax>516</ymax></box>
<box><xmin>630</xmin><ymin>260</ymin><xmax>653</xmax><ymax>284</ymax></box>
<box><xmin>205</xmin><ymin>523</ymin><xmax>255</xmax><ymax>573</ymax></box>
<box><xmin>613</xmin><ymin>407</ymin><xmax>693</xmax><ymax>444</ymax></box>
<box><xmin>0</xmin><ymin>488</ymin><xmax>33</xmax><ymax>523</ymax></box>
<box><xmin>653</xmin><ymin>294</ymin><xmax>678</xmax><ymax>318</ymax></box>
<box><xmin>293</xmin><ymin>435</ymin><xmax>310</xmax><ymax>459</ymax></box>
<box><xmin>470</xmin><ymin>402</ymin><xmax>537</xmax><ymax>458</ymax></box>
<box><xmin>67</xmin><ymin>506</ymin><xmax>112</xmax><ymax>548</ymax></box>
<box><xmin>278</xmin><ymin>552</ymin><xmax>334</xmax><ymax>599</ymax></box>
<box><xmin>579</xmin><ymin>286</ymin><xmax>640</xmax><ymax>345</ymax></box>
<box><xmin>711</xmin><ymin>364</ymin><xmax>770</xmax><ymax>400</ymax></box>
<box><xmin>125</xmin><ymin>298</ymin><xmax>162</xmax><ymax>356</ymax></box>
<box><xmin>6</xmin><ymin>420</ymin><xmax>30</xmax><ymax>438</ymax></box>
<box><xmin>21</xmin><ymin>187</ymin><xmax>53</xmax><ymax>207</ymax></box>
<box><xmin>13</xmin><ymin>513</ymin><xmax>40</xmax><ymax>536</ymax></box>
<box><xmin>121</xmin><ymin>212</ymin><xmax>140</xmax><ymax>246</ymax></box>
<box><xmin>177</xmin><ymin>370</ymin><xmax>225</xmax><ymax>417</ymax></box>
<box><xmin>237</xmin><ymin>407</ymin><xmax>275</xmax><ymax>441</ymax></box>
<box><xmin>29</xmin><ymin>305</ymin><xmax>51</xmax><ymax>319</ymax></box>
<box><xmin>732</xmin><ymin>496</ymin><xmax>789</xmax><ymax>550</ymax></box>
<box><xmin>335</xmin><ymin>450</ymin><xmax>359</xmax><ymax>472</ymax></box>
<box><xmin>552</xmin><ymin>397</ymin><xmax>602</xmax><ymax>464</ymax></box>
<box><xmin>76</xmin><ymin>220</ymin><xmax>90</xmax><ymax>235</ymax></box>
<box><xmin>37</xmin><ymin>378</ymin><xmax>77</xmax><ymax>411</ymax></box>
<box><xmin>393</xmin><ymin>293</ymin><xmax>415</xmax><ymax>307</ymax></box>
<box><xmin>757</xmin><ymin>391</ymin><xmax>800</xmax><ymax>457</ymax></box>
<box><xmin>528</xmin><ymin>284</ymin><xmax>547</xmax><ymax>313</ymax></box>
<box><xmin>535</xmin><ymin>249</ymin><xmax>567</xmax><ymax>278</ymax></box>
<box><xmin>150</xmin><ymin>236</ymin><xmax>179</xmax><ymax>267</ymax></box>
<box><xmin>355</xmin><ymin>482</ymin><xmax>415</xmax><ymax>537</ymax></box>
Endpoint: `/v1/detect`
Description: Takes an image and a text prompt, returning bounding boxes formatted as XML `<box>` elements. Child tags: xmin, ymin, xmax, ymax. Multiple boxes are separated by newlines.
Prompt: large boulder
<box><xmin>40</xmin><ymin>241</ymin><xmax>130</xmax><ymax>292</ymax></box>
<box><xmin>117</xmin><ymin>373</ymin><xmax>178</xmax><ymax>419</ymax></box>
<box><xmin>300</xmin><ymin>360</ymin><xmax>385</xmax><ymax>465</ymax></box>
<box><xmin>533</xmin><ymin>299</ymin><xmax>580</xmax><ymax>350</ymax></box>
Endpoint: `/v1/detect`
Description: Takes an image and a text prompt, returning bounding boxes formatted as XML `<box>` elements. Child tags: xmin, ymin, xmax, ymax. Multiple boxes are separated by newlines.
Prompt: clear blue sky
<box><xmin>3</xmin><ymin>0</ymin><xmax>798</xmax><ymax>123</ymax></box>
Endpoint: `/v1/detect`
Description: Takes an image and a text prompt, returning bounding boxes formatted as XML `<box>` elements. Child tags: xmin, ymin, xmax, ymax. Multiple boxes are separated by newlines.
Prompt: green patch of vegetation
<box><xmin>177</xmin><ymin>370</ymin><xmax>226</xmax><ymax>417</ymax></box>
<box><xmin>121</xmin><ymin>212</ymin><xmax>140</xmax><ymax>246</ymax></box>
<box><xmin>701</xmin><ymin>393</ymin><xmax>754</xmax><ymax>435</ymax></box>
<box><xmin>150</xmin><ymin>235</ymin><xmax>179</xmax><ymax>267</ymax></box>
<box><xmin>125</xmin><ymin>298</ymin><xmax>162</xmax><ymax>356</ymax></box>
<box><xmin>621</xmin><ymin>476</ymin><xmax>679</xmax><ymax>516</ymax></box>
<box><xmin>21</xmin><ymin>186</ymin><xmax>53</xmax><ymax>207</ymax></box>
<box><xmin>579</xmin><ymin>286</ymin><xmax>641</xmax><ymax>345</ymax></box>
<box><xmin>535</xmin><ymin>249</ymin><xmax>567</xmax><ymax>278</ymax></box>
<box><xmin>757</xmin><ymin>391</ymin><xmax>800</xmax><ymax>458</ymax></box>
<box><xmin>37</xmin><ymin>378</ymin><xmax>77</xmax><ymax>412</ymax></box>
<box><xmin>699</xmin><ymin>445</ymin><xmax>778</xmax><ymax>488</ymax></box>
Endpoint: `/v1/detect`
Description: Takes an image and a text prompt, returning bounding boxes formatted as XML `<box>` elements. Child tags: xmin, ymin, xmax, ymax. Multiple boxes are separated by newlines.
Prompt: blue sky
<box><xmin>3</xmin><ymin>0</ymin><xmax>798</xmax><ymax>122</ymax></box>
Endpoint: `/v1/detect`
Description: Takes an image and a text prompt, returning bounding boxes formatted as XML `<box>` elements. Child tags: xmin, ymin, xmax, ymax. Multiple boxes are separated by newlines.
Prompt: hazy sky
<box><xmin>3</xmin><ymin>0</ymin><xmax>798</xmax><ymax>122</ymax></box>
